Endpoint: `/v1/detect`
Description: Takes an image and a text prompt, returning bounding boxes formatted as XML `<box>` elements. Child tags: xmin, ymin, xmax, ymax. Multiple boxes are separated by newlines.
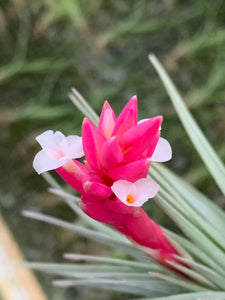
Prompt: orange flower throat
<box><xmin>126</xmin><ymin>194</ymin><xmax>134</xmax><ymax>204</ymax></box>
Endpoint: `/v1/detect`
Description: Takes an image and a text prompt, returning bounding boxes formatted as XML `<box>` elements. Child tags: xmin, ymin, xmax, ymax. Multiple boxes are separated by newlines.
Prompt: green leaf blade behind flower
<box><xmin>149</xmin><ymin>54</ymin><xmax>225</xmax><ymax>195</ymax></box>
<box><xmin>52</xmin><ymin>277</ymin><xmax>186</xmax><ymax>297</ymax></box>
<box><xmin>155</xmin><ymin>195</ymin><xmax>225</xmax><ymax>271</ymax></box>
<box><xmin>152</xmin><ymin>163</ymin><xmax>225</xmax><ymax>232</ymax></box>
<box><xmin>136</xmin><ymin>291</ymin><xmax>225</xmax><ymax>300</ymax></box>
<box><xmin>22</xmin><ymin>210</ymin><xmax>146</xmax><ymax>260</ymax></box>
<box><xmin>150</xmin><ymin>165</ymin><xmax>225</xmax><ymax>253</ymax></box>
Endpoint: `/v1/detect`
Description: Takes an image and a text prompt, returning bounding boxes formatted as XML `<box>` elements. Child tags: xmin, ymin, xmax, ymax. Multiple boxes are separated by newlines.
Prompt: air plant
<box><xmin>23</xmin><ymin>55</ymin><xmax>225</xmax><ymax>299</ymax></box>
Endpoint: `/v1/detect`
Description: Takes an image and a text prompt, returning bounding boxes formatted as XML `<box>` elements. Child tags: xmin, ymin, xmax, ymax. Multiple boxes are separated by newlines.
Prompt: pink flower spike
<box><xmin>98</xmin><ymin>101</ymin><xmax>116</xmax><ymax>139</ymax></box>
<box><xmin>111</xmin><ymin>178</ymin><xmax>159</xmax><ymax>207</ymax></box>
<box><xmin>151</xmin><ymin>137</ymin><xmax>172</xmax><ymax>162</ymax></box>
<box><xmin>33</xmin><ymin>130</ymin><xmax>84</xmax><ymax>174</ymax></box>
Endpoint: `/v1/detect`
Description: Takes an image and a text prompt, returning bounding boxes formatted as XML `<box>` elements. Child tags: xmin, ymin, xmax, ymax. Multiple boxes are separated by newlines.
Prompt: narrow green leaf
<box><xmin>53</xmin><ymin>278</ymin><xmax>186</xmax><ymax>296</ymax></box>
<box><xmin>48</xmin><ymin>188</ymin><xmax>80</xmax><ymax>202</ymax></box>
<box><xmin>53</xmin><ymin>278</ymin><xmax>154</xmax><ymax>296</ymax></box>
<box><xmin>163</xmin><ymin>233</ymin><xmax>192</xmax><ymax>261</ymax></box>
<box><xmin>22</xmin><ymin>210</ymin><xmax>146</xmax><ymax>260</ymax></box>
<box><xmin>47</xmin><ymin>270</ymin><xmax>152</xmax><ymax>280</ymax></box>
<box><xmin>136</xmin><ymin>291</ymin><xmax>225</xmax><ymax>300</ymax></box>
<box><xmin>155</xmin><ymin>196</ymin><xmax>225</xmax><ymax>269</ymax></box>
<box><xmin>149</xmin><ymin>272</ymin><xmax>206</xmax><ymax>292</ymax></box>
<box><xmin>21</xmin><ymin>262</ymin><xmax>139</xmax><ymax>273</ymax></box>
<box><xmin>165</xmin><ymin>230</ymin><xmax>225</xmax><ymax>278</ymax></box>
<box><xmin>68</xmin><ymin>88</ymin><xmax>99</xmax><ymax>126</ymax></box>
<box><xmin>152</xmin><ymin>163</ymin><xmax>225</xmax><ymax>231</ymax></box>
<box><xmin>166</xmin><ymin>260</ymin><xmax>217</xmax><ymax>289</ymax></box>
<box><xmin>149</xmin><ymin>54</ymin><xmax>225</xmax><ymax>195</ymax></box>
<box><xmin>41</xmin><ymin>172</ymin><xmax>62</xmax><ymax>190</ymax></box>
<box><xmin>150</xmin><ymin>167</ymin><xmax>225</xmax><ymax>253</ymax></box>
<box><xmin>174</xmin><ymin>256</ymin><xmax>225</xmax><ymax>289</ymax></box>
<box><xmin>63</xmin><ymin>253</ymin><xmax>159</xmax><ymax>271</ymax></box>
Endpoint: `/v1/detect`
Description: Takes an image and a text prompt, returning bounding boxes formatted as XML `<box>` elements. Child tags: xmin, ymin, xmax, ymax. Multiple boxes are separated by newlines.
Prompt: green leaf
<box><xmin>152</xmin><ymin>163</ymin><xmax>225</xmax><ymax>232</ymax></box>
<box><xmin>53</xmin><ymin>278</ymin><xmax>155</xmax><ymax>296</ymax></box>
<box><xmin>149</xmin><ymin>54</ymin><xmax>225</xmax><ymax>195</ymax></box>
<box><xmin>165</xmin><ymin>260</ymin><xmax>216</xmax><ymax>289</ymax></box>
<box><xmin>155</xmin><ymin>196</ymin><xmax>225</xmax><ymax>269</ymax></box>
<box><xmin>68</xmin><ymin>88</ymin><xmax>99</xmax><ymax>126</ymax></box>
<box><xmin>174</xmin><ymin>256</ymin><xmax>225</xmax><ymax>289</ymax></box>
<box><xmin>150</xmin><ymin>166</ymin><xmax>225</xmax><ymax>253</ymax></box>
<box><xmin>149</xmin><ymin>272</ymin><xmax>206</xmax><ymax>292</ymax></box>
<box><xmin>22</xmin><ymin>210</ymin><xmax>146</xmax><ymax>260</ymax></box>
<box><xmin>63</xmin><ymin>253</ymin><xmax>159</xmax><ymax>271</ymax></box>
<box><xmin>46</xmin><ymin>270</ymin><xmax>152</xmax><ymax>280</ymax></box>
<box><xmin>21</xmin><ymin>262</ymin><xmax>141</xmax><ymax>273</ymax></box>
<box><xmin>165</xmin><ymin>230</ymin><xmax>225</xmax><ymax>278</ymax></box>
<box><xmin>52</xmin><ymin>278</ymin><xmax>187</xmax><ymax>296</ymax></box>
<box><xmin>136</xmin><ymin>291</ymin><xmax>225</xmax><ymax>300</ymax></box>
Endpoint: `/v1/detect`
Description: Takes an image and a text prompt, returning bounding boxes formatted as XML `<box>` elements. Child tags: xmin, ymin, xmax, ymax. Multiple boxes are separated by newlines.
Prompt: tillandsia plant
<box><xmin>33</xmin><ymin>95</ymin><xmax>178</xmax><ymax>268</ymax></box>
<box><xmin>24</xmin><ymin>55</ymin><xmax>225</xmax><ymax>299</ymax></box>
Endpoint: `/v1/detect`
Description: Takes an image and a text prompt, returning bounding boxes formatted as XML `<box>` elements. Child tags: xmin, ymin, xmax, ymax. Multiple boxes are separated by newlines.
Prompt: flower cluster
<box><xmin>33</xmin><ymin>96</ymin><xmax>178</xmax><ymax>266</ymax></box>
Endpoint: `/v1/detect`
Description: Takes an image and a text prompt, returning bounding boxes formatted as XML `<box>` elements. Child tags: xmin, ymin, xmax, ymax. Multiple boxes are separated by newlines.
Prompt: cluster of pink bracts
<box><xmin>33</xmin><ymin>96</ymin><xmax>179</xmax><ymax>267</ymax></box>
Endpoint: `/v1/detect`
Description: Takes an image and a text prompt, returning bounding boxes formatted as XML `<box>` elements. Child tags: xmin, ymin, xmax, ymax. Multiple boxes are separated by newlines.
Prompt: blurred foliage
<box><xmin>0</xmin><ymin>0</ymin><xmax>224</xmax><ymax>299</ymax></box>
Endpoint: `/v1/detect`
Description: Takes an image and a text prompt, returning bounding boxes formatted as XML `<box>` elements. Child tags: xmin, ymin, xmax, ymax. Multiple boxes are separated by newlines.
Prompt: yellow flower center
<box><xmin>126</xmin><ymin>194</ymin><xmax>134</xmax><ymax>204</ymax></box>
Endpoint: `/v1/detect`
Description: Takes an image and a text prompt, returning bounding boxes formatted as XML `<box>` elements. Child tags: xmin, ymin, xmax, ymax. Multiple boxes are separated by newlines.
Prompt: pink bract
<box><xmin>33</xmin><ymin>96</ymin><xmax>178</xmax><ymax>267</ymax></box>
<box><xmin>82</xmin><ymin>97</ymin><xmax>162</xmax><ymax>181</ymax></box>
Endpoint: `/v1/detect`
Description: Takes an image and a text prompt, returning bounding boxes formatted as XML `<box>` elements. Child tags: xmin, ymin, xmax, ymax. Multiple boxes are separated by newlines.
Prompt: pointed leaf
<box><xmin>149</xmin><ymin>54</ymin><xmax>225</xmax><ymax>195</ymax></box>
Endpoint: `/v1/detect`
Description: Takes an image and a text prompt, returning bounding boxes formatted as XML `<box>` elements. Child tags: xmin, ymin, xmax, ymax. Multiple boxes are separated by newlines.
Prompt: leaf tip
<box><xmin>148</xmin><ymin>53</ymin><xmax>157</xmax><ymax>63</ymax></box>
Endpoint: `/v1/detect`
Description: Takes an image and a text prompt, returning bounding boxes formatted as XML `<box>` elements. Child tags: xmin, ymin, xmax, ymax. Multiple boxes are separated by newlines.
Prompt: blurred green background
<box><xmin>0</xmin><ymin>0</ymin><xmax>224</xmax><ymax>299</ymax></box>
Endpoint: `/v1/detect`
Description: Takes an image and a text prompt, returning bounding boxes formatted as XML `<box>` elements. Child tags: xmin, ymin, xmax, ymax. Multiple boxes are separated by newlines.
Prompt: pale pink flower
<box><xmin>33</xmin><ymin>130</ymin><xmax>84</xmax><ymax>174</ymax></box>
<box><xmin>111</xmin><ymin>178</ymin><xmax>159</xmax><ymax>207</ymax></box>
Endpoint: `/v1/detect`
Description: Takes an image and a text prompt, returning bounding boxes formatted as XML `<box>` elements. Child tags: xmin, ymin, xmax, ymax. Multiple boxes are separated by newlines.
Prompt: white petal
<box><xmin>66</xmin><ymin>135</ymin><xmax>84</xmax><ymax>158</ymax></box>
<box><xmin>33</xmin><ymin>150</ymin><xmax>64</xmax><ymax>174</ymax></box>
<box><xmin>54</xmin><ymin>131</ymin><xmax>66</xmax><ymax>146</ymax></box>
<box><xmin>111</xmin><ymin>180</ymin><xmax>135</xmax><ymax>204</ymax></box>
<box><xmin>36</xmin><ymin>130</ymin><xmax>65</xmax><ymax>149</ymax></box>
<box><xmin>34</xmin><ymin>130</ymin><xmax>84</xmax><ymax>174</ymax></box>
<box><xmin>135</xmin><ymin>178</ymin><xmax>159</xmax><ymax>206</ymax></box>
<box><xmin>151</xmin><ymin>137</ymin><xmax>172</xmax><ymax>162</ymax></box>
